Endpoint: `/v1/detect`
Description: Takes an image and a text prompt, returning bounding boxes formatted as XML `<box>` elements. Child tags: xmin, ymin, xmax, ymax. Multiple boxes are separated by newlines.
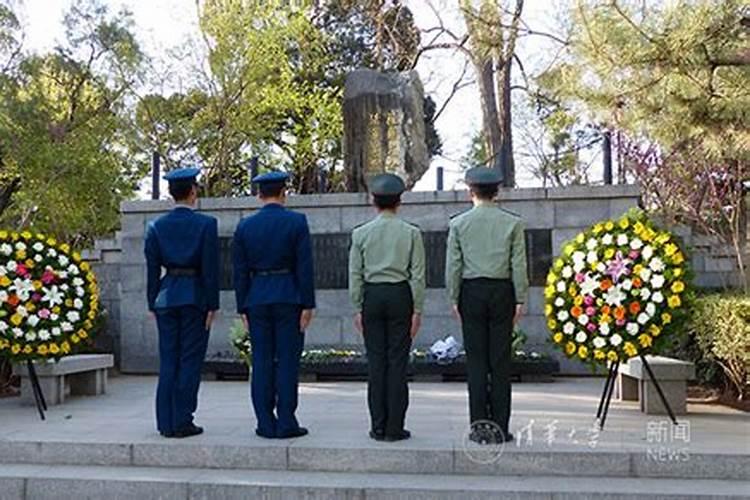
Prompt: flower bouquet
<box><xmin>545</xmin><ymin>211</ymin><xmax>691</xmax><ymax>366</ymax></box>
<box><xmin>0</xmin><ymin>231</ymin><xmax>99</xmax><ymax>362</ymax></box>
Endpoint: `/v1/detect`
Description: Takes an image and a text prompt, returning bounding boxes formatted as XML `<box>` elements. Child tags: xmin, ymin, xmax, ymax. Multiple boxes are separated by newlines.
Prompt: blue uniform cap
<box><xmin>163</xmin><ymin>167</ymin><xmax>201</xmax><ymax>183</ymax></box>
<box><xmin>252</xmin><ymin>171</ymin><xmax>290</xmax><ymax>184</ymax></box>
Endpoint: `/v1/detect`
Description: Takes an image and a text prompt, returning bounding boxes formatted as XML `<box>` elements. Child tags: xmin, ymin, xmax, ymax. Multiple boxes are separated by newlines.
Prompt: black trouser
<box><xmin>363</xmin><ymin>281</ymin><xmax>413</xmax><ymax>436</ymax></box>
<box><xmin>459</xmin><ymin>278</ymin><xmax>515</xmax><ymax>434</ymax></box>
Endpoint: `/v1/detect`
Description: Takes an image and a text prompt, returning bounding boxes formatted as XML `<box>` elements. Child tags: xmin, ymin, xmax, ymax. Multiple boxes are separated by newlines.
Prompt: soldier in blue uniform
<box><xmin>233</xmin><ymin>171</ymin><xmax>315</xmax><ymax>439</ymax></box>
<box><xmin>144</xmin><ymin>167</ymin><xmax>220</xmax><ymax>439</ymax></box>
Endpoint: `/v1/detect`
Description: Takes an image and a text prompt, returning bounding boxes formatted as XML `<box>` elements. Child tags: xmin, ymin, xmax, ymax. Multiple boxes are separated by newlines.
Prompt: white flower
<box><xmin>0</xmin><ymin>321</ymin><xmax>7</xmax><ymax>331</ymax></box>
<box><xmin>617</xmin><ymin>234</ymin><xmax>629</xmax><ymax>246</ymax></box>
<box><xmin>622</xmin><ymin>279</ymin><xmax>633</xmax><ymax>291</ymax></box>
<box><xmin>34</xmin><ymin>254</ymin><xmax>43</xmax><ymax>262</ymax></box>
<box><xmin>556</xmin><ymin>281</ymin><xmax>566</xmax><ymax>293</ymax></box>
<box><xmin>573</xmin><ymin>261</ymin><xmax>586</xmax><ymax>273</ymax></box>
<box><xmin>578</xmin><ymin>314</ymin><xmax>589</xmax><ymax>326</ymax></box>
<box><xmin>12</xmin><ymin>328</ymin><xmax>23</xmax><ymax>338</ymax></box>
<box><xmin>562</xmin><ymin>266</ymin><xmax>573</xmax><ymax>279</ymax></box>
<box><xmin>24</xmin><ymin>331</ymin><xmax>36</xmax><ymax>342</ymax></box>
<box><xmin>74</xmin><ymin>298</ymin><xmax>84</xmax><ymax>310</ymax></box>
<box><xmin>646</xmin><ymin>303</ymin><xmax>656</xmax><ymax>317</ymax></box>
<box><xmin>572</xmin><ymin>251</ymin><xmax>586</xmax><ymax>263</ymax></box>
<box><xmin>76</xmin><ymin>287</ymin><xmax>85</xmax><ymax>297</ymax></box>
<box><xmin>602</xmin><ymin>234</ymin><xmax>613</xmax><ymax>245</ymax></box>
<box><xmin>50</xmin><ymin>314</ymin><xmax>59</xmax><ymax>321</ymax></box>
<box><xmin>6</xmin><ymin>260</ymin><xmax>17</xmax><ymax>271</ymax></box>
<box><xmin>12</xmin><ymin>278</ymin><xmax>34</xmax><ymax>301</ymax></box>
<box><xmin>67</xmin><ymin>264</ymin><xmax>80</xmax><ymax>275</ymax></box>
<box><xmin>642</xmin><ymin>246</ymin><xmax>654</xmax><ymax>260</ymax></box>
<box><xmin>580</xmin><ymin>276</ymin><xmax>601</xmax><ymax>296</ymax></box>
<box><xmin>61</xmin><ymin>322</ymin><xmax>74</xmax><ymax>332</ymax></box>
<box><xmin>586</xmin><ymin>238</ymin><xmax>598</xmax><ymax>250</ymax></box>
<box><xmin>604</xmin><ymin>285</ymin><xmax>627</xmax><ymax>306</ymax></box>
<box><xmin>73</xmin><ymin>278</ymin><xmax>85</xmax><ymax>287</ymax></box>
<box><xmin>51</xmin><ymin>327</ymin><xmax>62</xmax><ymax>337</ymax></box>
<box><xmin>0</xmin><ymin>244</ymin><xmax>12</xmax><ymax>256</ymax></box>
<box><xmin>649</xmin><ymin>257</ymin><xmax>665</xmax><ymax>272</ymax></box>
<box><xmin>586</xmin><ymin>251</ymin><xmax>598</xmax><ymax>264</ymax></box>
<box><xmin>557</xmin><ymin>310</ymin><xmax>570</xmax><ymax>322</ymax></box>
<box><xmin>0</xmin><ymin>291</ymin><xmax>8</xmax><ymax>302</ymax></box>
<box><xmin>626</xmin><ymin>323</ymin><xmax>640</xmax><ymax>336</ymax></box>
<box><xmin>596</xmin><ymin>262</ymin><xmax>606</xmax><ymax>273</ymax></box>
<box><xmin>554</xmin><ymin>297</ymin><xmax>565</xmax><ymax>307</ymax></box>
<box><xmin>60</xmin><ymin>284</ymin><xmax>69</xmax><ymax>291</ymax></box>
<box><xmin>593</xmin><ymin>337</ymin><xmax>607</xmax><ymax>348</ymax></box>
<box><xmin>563</xmin><ymin>322</ymin><xmax>575</xmax><ymax>335</ymax></box>
<box><xmin>640</xmin><ymin>288</ymin><xmax>652</xmax><ymax>301</ymax></box>
<box><xmin>42</xmin><ymin>286</ymin><xmax>65</xmax><ymax>307</ymax></box>
<box><xmin>47</xmin><ymin>248</ymin><xmax>58</xmax><ymax>258</ymax></box>
<box><xmin>651</xmin><ymin>275</ymin><xmax>665</xmax><ymax>289</ymax></box>
<box><xmin>652</xmin><ymin>291</ymin><xmax>664</xmax><ymax>304</ymax></box>
<box><xmin>599</xmin><ymin>323</ymin><xmax>611</xmax><ymax>336</ymax></box>
<box><xmin>66</xmin><ymin>311</ymin><xmax>80</xmax><ymax>323</ymax></box>
<box><xmin>59</xmin><ymin>255</ymin><xmax>70</xmax><ymax>267</ymax></box>
<box><xmin>32</xmin><ymin>242</ymin><xmax>44</xmax><ymax>252</ymax></box>
<box><xmin>639</xmin><ymin>268</ymin><xmax>652</xmax><ymax>282</ymax></box>
<box><xmin>14</xmin><ymin>242</ymin><xmax>26</xmax><ymax>251</ymax></box>
<box><xmin>630</xmin><ymin>238</ymin><xmax>643</xmax><ymax>250</ymax></box>
<box><xmin>27</xmin><ymin>315</ymin><xmax>40</xmax><ymax>327</ymax></box>
<box><xmin>610</xmin><ymin>334</ymin><xmax>623</xmax><ymax>346</ymax></box>
<box><xmin>575</xmin><ymin>331</ymin><xmax>588</xmax><ymax>343</ymax></box>
<box><xmin>637</xmin><ymin>313</ymin><xmax>650</xmax><ymax>325</ymax></box>
<box><xmin>38</xmin><ymin>330</ymin><xmax>51</xmax><ymax>341</ymax></box>
<box><xmin>58</xmin><ymin>271</ymin><xmax>68</xmax><ymax>279</ymax></box>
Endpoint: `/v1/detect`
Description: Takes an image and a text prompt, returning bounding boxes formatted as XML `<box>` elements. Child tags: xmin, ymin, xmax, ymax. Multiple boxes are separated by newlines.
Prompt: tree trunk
<box><xmin>475</xmin><ymin>58</ymin><xmax>503</xmax><ymax>168</ymax></box>
<box><xmin>496</xmin><ymin>56</ymin><xmax>514</xmax><ymax>187</ymax></box>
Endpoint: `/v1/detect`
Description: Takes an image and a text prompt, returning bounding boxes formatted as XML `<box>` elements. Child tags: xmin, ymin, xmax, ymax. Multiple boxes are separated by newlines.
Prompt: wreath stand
<box><xmin>27</xmin><ymin>360</ymin><xmax>48</xmax><ymax>420</ymax></box>
<box><xmin>595</xmin><ymin>353</ymin><xmax>678</xmax><ymax>430</ymax></box>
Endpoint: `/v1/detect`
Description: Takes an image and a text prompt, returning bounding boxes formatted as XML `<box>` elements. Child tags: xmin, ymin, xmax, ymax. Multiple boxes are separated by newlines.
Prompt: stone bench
<box><xmin>617</xmin><ymin>355</ymin><xmax>695</xmax><ymax>415</ymax></box>
<box><xmin>16</xmin><ymin>354</ymin><xmax>114</xmax><ymax>406</ymax></box>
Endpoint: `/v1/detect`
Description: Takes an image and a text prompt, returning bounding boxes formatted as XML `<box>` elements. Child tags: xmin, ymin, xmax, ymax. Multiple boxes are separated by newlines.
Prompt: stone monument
<box><xmin>343</xmin><ymin>69</ymin><xmax>428</xmax><ymax>191</ymax></box>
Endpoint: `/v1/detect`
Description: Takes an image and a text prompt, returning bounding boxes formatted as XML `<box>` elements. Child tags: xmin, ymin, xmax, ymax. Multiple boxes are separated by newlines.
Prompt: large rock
<box><xmin>343</xmin><ymin>69</ymin><xmax>428</xmax><ymax>191</ymax></box>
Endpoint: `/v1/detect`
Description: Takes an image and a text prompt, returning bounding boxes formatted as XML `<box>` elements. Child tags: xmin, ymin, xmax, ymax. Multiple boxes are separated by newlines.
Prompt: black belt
<box><xmin>252</xmin><ymin>268</ymin><xmax>292</xmax><ymax>277</ymax></box>
<box><xmin>166</xmin><ymin>267</ymin><xmax>199</xmax><ymax>277</ymax></box>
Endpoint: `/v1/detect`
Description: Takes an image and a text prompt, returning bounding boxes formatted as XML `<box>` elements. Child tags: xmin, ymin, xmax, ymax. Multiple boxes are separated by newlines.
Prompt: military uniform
<box><xmin>445</xmin><ymin>167</ymin><xmax>528</xmax><ymax>441</ymax></box>
<box><xmin>349</xmin><ymin>174</ymin><xmax>426</xmax><ymax>441</ymax></box>
<box><xmin>145</xmin><ymin>167</ymin><xmax>220</xmax><ymax>438</ymax></box>
<box><xmin>233</xmin><ymin>171</ymin><xmax>315</xmax><ymax>439</ymax></box>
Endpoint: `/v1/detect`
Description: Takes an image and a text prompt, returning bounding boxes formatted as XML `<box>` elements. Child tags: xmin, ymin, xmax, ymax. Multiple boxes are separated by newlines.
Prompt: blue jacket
<box><xmin>233</xmin><ymin>203</ymin><xmax>316</xmax><ymax>313</ymax></box>
<box><xmin>144</xmin><ymin>206</ymin><xmax>220</xmax><ymax>312</ymax></box>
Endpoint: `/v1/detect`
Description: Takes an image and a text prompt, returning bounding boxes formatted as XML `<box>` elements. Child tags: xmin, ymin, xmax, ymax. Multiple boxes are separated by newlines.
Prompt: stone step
<box><xmin>1</xmin><ymin>463</ymin><xmax>749</xmax><ymax>500</ymax></box>
<box><xmin>1</xmin><ymin>440</ymin><xmax>748</xmax><ymax>481</ymax></box>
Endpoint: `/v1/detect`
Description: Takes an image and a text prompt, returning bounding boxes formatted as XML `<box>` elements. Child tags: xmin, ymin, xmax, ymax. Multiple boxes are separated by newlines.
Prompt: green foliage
<box><xmin>0</xmin><ymin>0</ymin><xmax>144</xmax><ymax>244</ymax></box>
<box><xmin>688</xmin><ymin>293</ymin><xmax>750</xmax><ymax>399</ymax></box>
<box><xmin>460</xmin><ymin>130</ymin><xmax>489</xmax><ymax>170</ymax></box>
<box><xmin>229</xmin><ymin>320</ymin><xmax>251</xmax><ymax>366</ymax></box>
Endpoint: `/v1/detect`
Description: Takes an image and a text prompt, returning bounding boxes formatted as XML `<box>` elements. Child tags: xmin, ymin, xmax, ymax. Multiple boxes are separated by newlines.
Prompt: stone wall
<box><xmin>94</xmin><ymin>186</ymin><xmax>652</xmax><ymax>374</ymax></box>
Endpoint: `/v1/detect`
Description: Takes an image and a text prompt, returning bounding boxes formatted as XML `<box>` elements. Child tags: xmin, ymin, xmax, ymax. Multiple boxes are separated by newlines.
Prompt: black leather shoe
<box><xmin>277</xmin><ymin>427</ymin><xmax>309</xmax><ymax>439</ymax></box>
<box><xmin>173</xmin><ymin>424</ymin><xmax>203</xmax><ymax>438</ymax></box>
<box><xmin>469</xmin><ymin>429</ymin><xmax>494</xmax><ymax>445</ymax></box>
<box><xmin>160</xmin><ymin>431</ymin><xmax>175</xmax><ymax>438</ymax></box>
<box><xmin>255</xmin><ymin>429</ymin><xmax>276</xmax><ymax>439</ymax></box>
<box><xmin>384</xmin><ymin>430</ymin><xmax>411</xmax><ymax>442</ymax></box>
<box><xmin>497</xmin><ymin>431</ymin><xmax>514</xmax><ymax>444</ymax></box>
<box><xmin>369</xmin><ymin>429</ymin><xmax>386</xmax><ymax>441</ymax></box>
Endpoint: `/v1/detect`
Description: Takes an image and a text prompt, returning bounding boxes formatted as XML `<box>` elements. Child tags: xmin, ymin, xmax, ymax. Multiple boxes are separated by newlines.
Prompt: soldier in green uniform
<box><xmin>445</xmin><ymin>167</ymin><xmax>528</xmax><ymax>444</ymax></box>
<box><xmin>349</xmin><ymin>173</ymin><xmax>426</xmax><ymax>442</ymax></box>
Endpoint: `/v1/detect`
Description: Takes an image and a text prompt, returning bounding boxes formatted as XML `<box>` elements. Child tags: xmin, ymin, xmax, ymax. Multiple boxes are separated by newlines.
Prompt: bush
<box><xmin>689</xmin><ymin>293</ymin><xmax>750</xmax><ymax>400</ymax></box>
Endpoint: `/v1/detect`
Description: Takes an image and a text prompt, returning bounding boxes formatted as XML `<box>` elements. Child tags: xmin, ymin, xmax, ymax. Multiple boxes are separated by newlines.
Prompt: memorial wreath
<box><xmin>545</xmin><ymin>211</ymin><xmax>692</xmax><ymax>366</ymax></box>
<box><xmin>0</xmin><ymin>231</ymin><xmax>99</xmax><ymax>362</ymax></box>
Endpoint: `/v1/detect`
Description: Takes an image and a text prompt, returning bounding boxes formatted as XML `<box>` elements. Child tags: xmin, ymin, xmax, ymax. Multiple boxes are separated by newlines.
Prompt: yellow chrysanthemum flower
<box><xmin>37</xmin><ymin>344</ymin><xmax>49</xmax><ymax>356</ymax></box>
<box><xmin>568</xmin><ymin>286</ymin><xmax>578</xmax><ymax>298</ymax></box>
<box><xmin>545</xmin><ymin>304</ymin><xmax>553</xmax><ymax>316</ymax></box>
<box><xmin>88</xmin><ymin>310</ymin><xmax>97</xmax><ymax>320</ymax></box>
<box><xmin>605</xmin><ymin>221</ymin><xmax>615</xmax><ymax>231</ymax></box>
<box><xmin>11</xmin><ymin>344</ymin><xmax>21</xmax><ymax>354</ymax></box>
<box><xmin>84</xmin><ymin>320</ymin><xmax>93</xmax><ymax>329</ymax></box>
<box><xmin>668</xmin><ymin>295</ymin><xmax>682</xmax><ymax>309</ymax></box>
<box><xmin>574</xmin><ymin>295</ymin><xmax>584</xmax><ymax>306</ymax></box>
<box><xmin>607</xmin><ymin>350</ymin><xmax>619</xmax><ymax>362</ymax></box>
<box><xmin>547</xmin><ymin>319</ymin><xmax>557</xmax><ymax>331</ymax></box>
<box><xmin>24</xmin><ymin>259</ymin><xmax>35</xmax><ymax>268</ymax></box>
<box><xmin>554</xmin><ymin>259</ymin><xmax>564</xmax><ymax>271</ymax></box>
<box><xmin>638</xmin><ymin>334</ymin><xmax>653</xmax><ymax>348</ymax></box>
<box><xmin>10</xmin><ymin>314</ymin><xmax>23</xmax><ymax>326</ymax></box>
<box><xmin>52</xmin><ymin>306</ymin><xmax>61</xmax><ymax>314</ymax></box>
<box><xmin>674</xmin><ymin>268</ymin><xmax>683</xmax><ymax>277</ymax></box>
<box><xmin>578</xmin><ymin>345</ymin><xmax>589</xmax><ymax>359</ymax></box>
<box><xmin>15</xmin><ymin>249</ymin><xmax>26</xmax><ymax>260</ymax></box>
<box><xmin>633</xmin><ymin>222</ymin><xmax>645</xmax><ymax>235</ymax></box>
<box><xmin>575</xmin><ymin>233</ymin><xmax>585</xmax><ymax>244</ymax></box>
<box><xmin>593</xmin><ymin>223</ymin><xmax>604</xmax><ymax>234</ymax></box>
<box><xmin>565</xmin><ymin>342</ymin><xmax>576</xmax><ymax>355</ymax></box>
<box><xmin>547</xmin><ymin>273</ymin><xmax>558</xmax><ymax>285</ymax></box>
<box><xmin>671</xmin><ymin>281</ymin><xmax>685</xmax><ymax>294</ymax></box>
<box><xmin>46</xmin><ymin>238</ymin><xmax>57</xmax><ymax>246</ymax></box>
<box><xmin>79</xmin><ymin>330</ymin><xmax>88</xmax><ymax>339</ymax></box>
<box><xmin>61</xmin><ymin>342</ymin><xmax>71</xmax><ymax>354</ymax></box>
<box><xmin>618</xmin><ymin>218</ymin><xmax>629</xmax><ymax>230</ymax></box>
<box><xmin>553</xmin><ymin>332</ymin><xmax>563</xmax><ymax>344</ymax></box>
<box><xmin>32</xmin><ymin>280</ymin><xmax>42</xmax><ymax>290</ymax></box>
<box><xmin>672</xmin><ymin>252</ymin><xmax>685</xmax><ymax>265</ymax></box>
<box><xmin>0</xmin><ymin>276</ymin><xmax>11</xmax><ymax>287</ymax></box>
<box><xmin>544</xmin><ymin>286</ymin><xmax>555</xmax><ymax>298</ymax></box>
<box><xmin>623</xmin><ymin>342</ymin><xmax>638</xmax><ymax>357</ymax></box>
<box><xmin>25</xmin><ymin>303</ymin><xmax>36</xmax><ymax>312</ymax></box>
<box><xmin>633</xmin><ymin>264</ymin><xmax>644</xmax><ymax>275</ymax></box>
<box><xmin>50</xmin><ymin>343</ymin><xmax>60</xmax><ymax>355</ymax></box>
<box><xmin>65</xmin><ymin>299</ymin><xmax>73</xmax><ymax>307</ymax></box>
<box><xmin>10</xmin><ymin>232</ymin><xmax>19</xmax><ymax>241</ymax></box>
<box><xmin>563</xmin><ymin>244</ymin><xmax>575</xmax><ymax>256</ymax></box>
<box><xmin>59</xmin><ymin>243</ymin><xmax>70</xmax><ymax>253</ymax></box>
<box><xmin>664</xmin><ymin>243</ymin><xmax>678</xmax><ymax>257</ymax></box>
<box><xmin>661</xmin><ymin>312</ymin><xmax>672</xmax><ymax>324</ymax></box>
<box><xmin>604</xmin><ymin>248</ymin><xmax>615</xmax><ymax>260</ymax></box>
<box><xmin>23</xmin><ymin>345</ymin><xmax>33</xmax><ymax>354</ymax></box>
<box><xmin>71</xmin><ymin>334</ymin><xmax>80</xmax><ymax>344</ymax></box>
<box><xmin>0</xmin><ymin>231</ymin><xmax>7</xmax><ymax>239</ymax></box>
<box><xmin>35</xmin><ymin>233</ymin><xmax>45</xmax><ymax>240</ymax></box>
<box><xmin>649</xmin><ymin>324</ymin><xmax>662</xmax><ymax>337</ymax></box>
<box><xmin>594</xmin><ymin>349</ymin><xmax>606</xmax><ymax>360</ymax></box>
<box><xmin>20</xmin><ymin>231</ymin><xmax>32</xmax><ymax>240</ymax></box>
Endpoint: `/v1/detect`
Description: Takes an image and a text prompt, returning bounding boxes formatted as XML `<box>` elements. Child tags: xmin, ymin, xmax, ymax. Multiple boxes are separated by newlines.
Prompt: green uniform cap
<box><xmin>465</xmin><ymin>167</ymin><xmax>502</xmax><ymax>186</ymax></box>
<box><xmin>368</xmin><ymin>173</ymin><xmax>406</xmax><ymax>195</ymax></box>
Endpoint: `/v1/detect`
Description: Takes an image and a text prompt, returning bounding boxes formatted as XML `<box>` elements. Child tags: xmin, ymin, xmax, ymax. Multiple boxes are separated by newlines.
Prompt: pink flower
<box><xmin>575</xmin><ymin>273</ymin><xmax>586</xmax><ymax>283</ymax></box>
<box><xmin>38</xmin><ymin>308</ymin><xmax>51</xmax><ymax>319</ymax></box>
<box><xmin>16</xmin><ymin>264</ymin><xmax>28</xmax><ymax>277</ymax></box>
<box><xmin>629</xmin><ymin>250</ymin><xmax>640</xmax><ymax>260</ymax></box>
<box><xmin>585</xmin><ymin>306</ymin><xmax>596</xmax><ymax>317</ymax></box>
<box><xmin>584</xmin><ymin>296</ymin><xmax>595</xmax><ymax>306</ymax></box>
<box><xmin>616</xmin><ymin>318</ymin><xmax>626</xmax><ymax>326</ymax></box>
<box><xmin>586</xmin><ymin>323</ymin><xmax>597</xmax><ymax>332</ymax></box>
<box><xmin>41</xmin><ymin>270</ymin><xmax>56</xmax><ymax>285</ymax></box>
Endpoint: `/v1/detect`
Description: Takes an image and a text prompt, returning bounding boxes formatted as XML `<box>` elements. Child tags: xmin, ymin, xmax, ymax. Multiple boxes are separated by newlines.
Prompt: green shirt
<box><xmin>348</xmin><ymin>212</ymin><xmax>426</xmax><ymax>313</ymax></box>
<box><xmin>445</xmin><ymin>202</ymin><xmax>529</xmax><ymax>305</ymax></box>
